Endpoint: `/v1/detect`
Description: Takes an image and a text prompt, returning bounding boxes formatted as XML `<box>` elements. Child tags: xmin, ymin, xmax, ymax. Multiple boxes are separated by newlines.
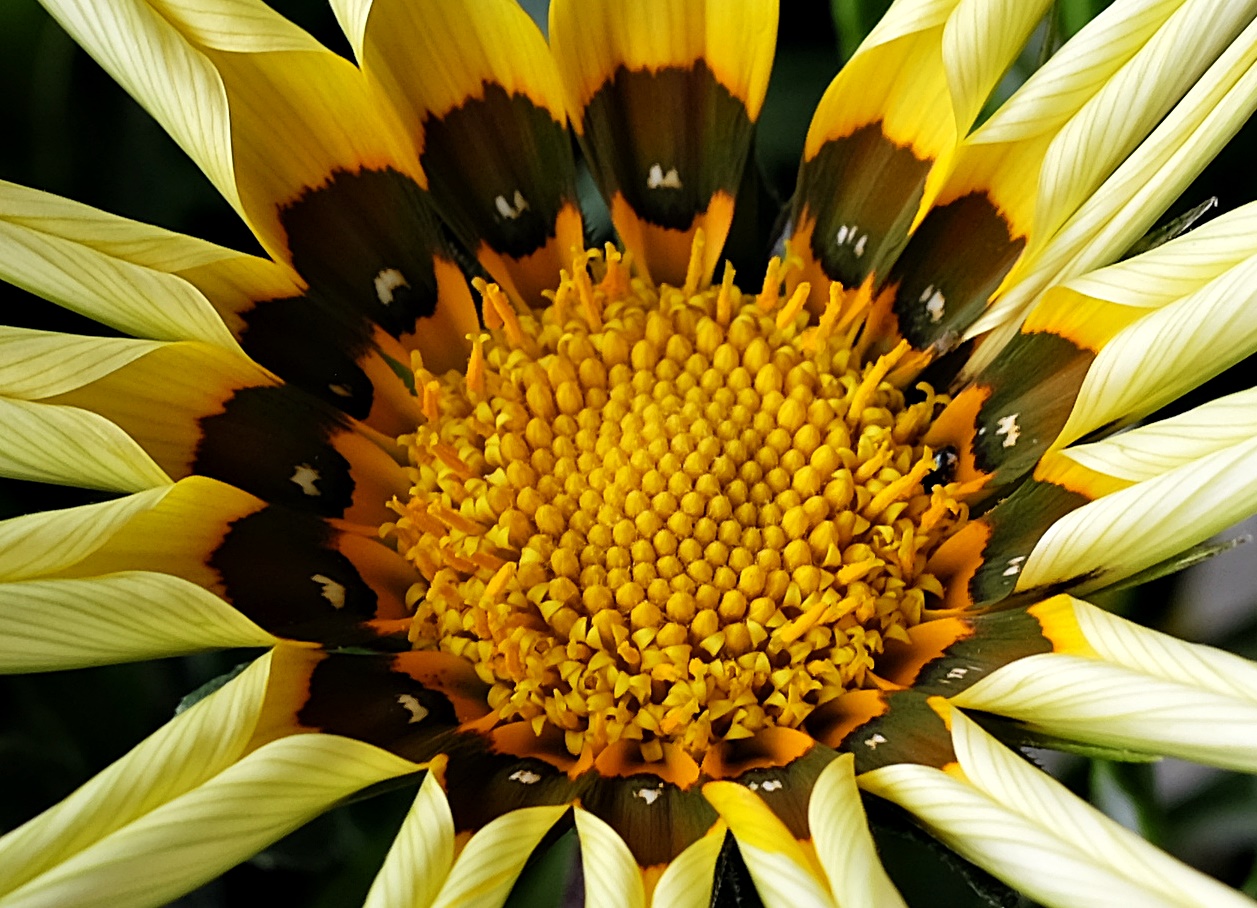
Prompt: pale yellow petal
<box><xmin>0</xmin><ymin>397</ymin><xmax>170</xmax><ymax>493</ymax></box>
<box><xmin>363</xmin><ymin>766</ymin><xmax>455</xmax><ymax>908</ymax></box>
<box><xmin>0</xmin><ymin>734</ymin><xmax>417</xmax><ymax>908</ymax></box>
<box><xmin>429</xmin><ymin>805</ymin><xmax>569</xmax><ymax>908</ymax></box>
<box><xmin>0</xmin><ymin>652</ymin><xmax>273</xmax><ymax>896</ymax></box>
<box><xmin>0</xmin><ymin>571</ymin><xmax>276</xmax><ymax>673</ymax></box>
<box><xmin>703</xmin><ymin>781</ymin><xmax>835</xmax><ymax>908</ymax></box>
<box><xmin>576</xmin><ymin>808</ymin><xmax>646</xmax><ymax>908</ymax></box>
<box><xmin>809</xmin><ymin>754</ymin><xmax>906</xmax><ymax>908</ymax></box>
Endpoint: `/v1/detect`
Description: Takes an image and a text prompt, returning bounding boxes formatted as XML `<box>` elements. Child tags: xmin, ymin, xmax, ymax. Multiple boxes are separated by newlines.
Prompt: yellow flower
<box><xmin>2</xmin><ymin>0</ymin><xmax>1257</xmax><ymax>906</ymax></box>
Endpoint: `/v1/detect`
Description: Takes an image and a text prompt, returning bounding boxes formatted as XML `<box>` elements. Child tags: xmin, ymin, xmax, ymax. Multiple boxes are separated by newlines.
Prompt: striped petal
<box><xmin>39</xmin><ymin>0</ymin><xmax>478</xmax><ymax>371</ymax></box>
<box><xmin>809</xmin><ymin>753</ymin><xmax>906</xmax><ymax>908</ymax></box>
<box><xmin>1053</xmin><ymin>253</ymin><xmax>1257</xmax><ymax>448</ymax></box>
<box><xmin>970</xmin><ymin>10</ymin><xmax>1257</xmax><ymax>343</ymax></box>
<box><xmin>363</xmin><ymin>763</ymin><xmax>455</xmax><ymax>908</ymax></box>
<box><xmin>0</xmin><ymin>476</ymin><xmax>417</xmax><ymax>645</ymax></box>
<box><xmin>0</xmin><ymin>651</ymin><xmax>273</xmax><ymax>896</ymax></box>
<box><xmin>649</xmin><ymin>823</ymin><xmax>725</xmax><ymax>908</ymax></box>
<box><xmin>0</xmin><ymin>734</ymin><xmax>417</xmax><ymax>908</ymax></box>
<box><xmin>576</xmin><ymin>807</ymin><xmax>647</xmax><ymax>908</ymax></box>
<box><xmin>702</xmin><ymin>780</ymin><xmax>836</xmax><ymax>908</ymax></box>
<box><xmin>549</xmin><ymin>0</ymin><xmax>777</xmax><ymax>285</ymax></box>
<box><xmin>1017</xmin><ymin>430</ymin><xmax>1257</xmax><ymax>595</ymax></box>
<box><xmin>950</xmin><ymin>597</ymin><xmax>1257</xmax><ymax>771</ymax></box>
<box><xmin>787</xmin><ymin>0</ymin><xmax>967</xmax><ymax>304</ymax></box>
<box><xmin>0</xmin><ymin>396</ymin><xmax>170</xmax><ymax>493</ymax></box>
<box><xmin>0</xmin><ymin>180</ymin><xmax>243</xmax><ymax>349</ymax></box>
<box><xmin>0</xmin><ymin>180</ymin><xmax>424</xmax><ymax>432</ymax></box>
<box><xmin>889</xmin><ymin>0</ymin><xmax>1255</xmax><ymax>354</ymax></box>
<box><xmin>0</xmin><ymin>329</ymin><xmax>408</xmax><ymax>524</ymax></box>
<box><xmin>861</xmin><ymin>707</ymin><xmax>1256</xmax><ymax>908</ymax></box>
<box><xmin>429</xmin><ymin>805</ymin><xmax>569</xmax><ymax>908</ymax></box>
<box><xmin>333</xmin><ymin>0</ymin><xmax>583</xmax><ymax>307</ymax></box>
<box><xmin>926</xmin><ymin>200</ymin><xmax>1257</xmax><ymax>492</ymax></box>
<box><xmin>0</xmin><ymin>571</ymin><xmax>277</xmax><ymax>672</ymax></box>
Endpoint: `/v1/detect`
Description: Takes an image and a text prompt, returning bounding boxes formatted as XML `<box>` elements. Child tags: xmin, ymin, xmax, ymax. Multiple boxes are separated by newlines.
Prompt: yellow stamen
<box><xmin>571</xmin><ymin>251</ymin><xmax>601</xmax><ymax>329</ymax></box>
<box><xmin>393</xmin><ymin>248</ymin><xmax>967</xmax><ymax>760</ymax></box>
<box><xmin>474</xmin><ymin>278</ymin><xmax>525</xmax><ymax>348</ymax></box>
<box><xmin>466</xmin><ymin>333</ymin><xmax>486</xmax><ymax>398</ymax></box>
<box><xmin>716</xmin><ymin>262</ymin><xmax>736</xmax><ymax>326</ymax></box>
<box><xmin>775</xmin><ymin>282</ymin><xmax>811</xmax><ymax>332</ymax></box>
<box><xmin>683</xmin><ymin>228</ymin><xmax>706</xmax><ymax>297</ymax></box>
<box><xmin>757</xmin><ymin>255</ymin><xmax>784</xmax><ymax>311</ymax></box>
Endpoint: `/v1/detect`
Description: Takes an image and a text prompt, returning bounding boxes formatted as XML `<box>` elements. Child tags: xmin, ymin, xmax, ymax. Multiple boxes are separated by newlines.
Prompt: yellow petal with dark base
<box><xmin>39</xmin><ymin>0</ymin><xmax>478</xmax><ymax>373</ymax></box>
<box><xmin>550</xmin><ymin>0</ymin><xmax>777</xmax><ymax>286</ymax></box>
<box><xmin>335</xmin><ymin>0</ymin><xmax>584</xmax><ymax>308</ymax></box>
<box><xmin>6</xmin><ymin>334</ymin><xmax>409</xmax><ymax>524</ymax></box>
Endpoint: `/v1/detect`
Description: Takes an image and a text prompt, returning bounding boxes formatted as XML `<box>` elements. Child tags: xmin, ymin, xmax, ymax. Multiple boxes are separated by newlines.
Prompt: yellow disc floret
<box><xmin>389</xmin><ymin>242</ymin><xmax>968</xmax><ymax>760</ymax></box>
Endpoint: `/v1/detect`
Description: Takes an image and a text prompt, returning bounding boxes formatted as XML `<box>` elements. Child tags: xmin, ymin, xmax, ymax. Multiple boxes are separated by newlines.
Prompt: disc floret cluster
<box><xmin>390</xmin><ymin>244</ymin><xmax>970</xmax><ymax>759</ymax></box>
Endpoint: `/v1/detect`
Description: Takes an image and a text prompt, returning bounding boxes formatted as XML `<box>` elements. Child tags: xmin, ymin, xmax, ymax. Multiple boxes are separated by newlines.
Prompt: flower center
<box><xmin>390</xmin><ymin>242</ymin><xmax>968</xmax><ymax>760</ymax></box>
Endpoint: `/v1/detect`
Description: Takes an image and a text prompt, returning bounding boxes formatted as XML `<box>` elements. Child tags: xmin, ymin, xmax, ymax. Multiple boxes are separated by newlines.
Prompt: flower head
<box><xmin>3</xmin><ymin>1</ymin><xmax>1257</xmax><ymax>906</ymax></box>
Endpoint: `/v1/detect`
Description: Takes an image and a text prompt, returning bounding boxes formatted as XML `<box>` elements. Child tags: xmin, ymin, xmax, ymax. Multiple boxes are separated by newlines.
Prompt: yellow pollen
<box><xmin>392</xmin><ymin>242</ymin><xmax>970</xmax><ymax>760</ymax></box>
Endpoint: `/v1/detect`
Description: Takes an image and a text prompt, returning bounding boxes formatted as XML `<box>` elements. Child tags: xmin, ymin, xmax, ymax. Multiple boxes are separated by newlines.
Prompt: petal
<box><xmin>0</xmin><ymin>330</ymin><xmax>409</xmax><ymax>524</ymax></box>
<box><xmin>949</xmin><ymin>595</ymin><xmax>1257</xmax><ymax>771</ymax></box>
<box><xmin>1017</xmin><ymin>432</ymin><xmax>1257</xmax><ymax>594</ymax></box>
<box><xmin>788</xmin><ymin>0</ymin><xmax>966</xmax><ymax>302</ymax></box>
<box><xmin>907</xmin><ymin>0</ymin><xmax>1256</xmax><ymax>351</ymax></box>
<box><xmin>971</xmin><ymin>11</ymin><xmax>1257</xmax><ymax>343</ymax></box>
<box><xmin>40</xmin><ymin>0</ymin><xmax>478</xmax><ymax>371</ymax></box>
<box><xmin>0</xmin><ymin>734</ymin><xmax>417</xmax><ymax>908</ymax></box>
<box><xmin>364</xmin><ymin>763</ymin><xmax>455</xmax><ymax>908</ymax></box>
<box><xmin>0</xmin><ymin>180</ymin><xmax>243</xmax><ymax>349</ymax></box>
<box><xmin>1054</xmin><ymin>254</ymin><xmax>1257</xmax><ymax>447</ymax></box>
<box><xmin>429</xmin><ymin>805</ymin><xmax>569</xmax><ymax>908</ymax></box>
<box><xmin>942</xmin><ymin>0</ymin><xmax>1055</xmax><ymax>135</ymax></box>
<box><xmin>926</xmin><ymin>200</ymin><xmax>1257</xmax><ymax>491</ymax></box>
<box><xmin>0</xmin><ymin>180</ymin><xmax>424</xmax><ymax>433</ymax></box>
<box><xmin>335</xmin><ymin>0</ymin><xmax>583</xmax><ymax>307</ymax></box>
<box><xmin>0</xmin><ymin>396</ymin><xmax>170</xmax><ymax>493</ymax></box>
<box><xmin>0</xmin><ymin>476</ymin><xmax>418</xmax><ymax>645</ymax></box>
<box><xmin>649</xmin><ymin>823</ymin><xmax>725</xmax><ymax>908</ymax></box>
<box><xmin>576</xmin><ymin>807</ymin><xmax>647</xmax><ymax>908</ymax></box>
<box><xmin>0</xmin><ymin>485</ymin><xmax>173</xmax><ymax>581</ymax></box>
<box><xmin>1057</xmin><ymin>386</ymin><xmax>1257</xmax><ymax>481</ymax></box>
<box><xmin>549</xmin><ymin>0</ymin><xmax>777</xmax><ymax>285</ymax></box>
<box><xmin>0</xmin><ymin>651</ymin><xmax>273</xmax><ymax>897</ymax></box>
<box><xmin>0</xmin><ymin>571</ymin><xmax>277</xmax><ymax>672</ymax></box>
<box><xmin>861</xmin><ymin>707</ymin><xmax>1256</xmax><ymax>908</ymax></box>
<box><xmin>701</xmin><ymin>780</ymin><xmax>835</xmax><ymax>908</ymax></box>
<box><xmin>808</xmin><ymin>753</ymin><xmax>906</xmax><ymax>908</ymax></box>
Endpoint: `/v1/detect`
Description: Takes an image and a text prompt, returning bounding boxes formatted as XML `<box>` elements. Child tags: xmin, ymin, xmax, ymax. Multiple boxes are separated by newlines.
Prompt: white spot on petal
<box><xmin>853</xmin><ymin>234</ymin><xmax>868</xmax><ymax>258</ymax></box>
<box><xmin>311</xmin><ymin>573</ymin><xmax>346</xmax><ymax>609</ymax></box>
<box><xmin>634</xmin><ymin>787</ymin><xmax>662</xmax><ymax>805</ymax></box>
<box><xmin>995</xmin><ymin>413</ymin><xmax>1022</xmax><ymax>448</ymax></box>
<box><xmin>925</xmin><ymin>289</ymin><xmax>946</xmax><ymax>323</ymax></box>
<box><xmin>509</xmin><ymin>769</ymin><xmax>542</xmax><ymax>785</ymax></box>
<box><xmin>1002</xmin><ymin>555</ymin><xmax>1027</xmax><ymax>578</ymax></box>
<box><xmin>836</xmin><ymin>224</ymin><xmax>849</xmax><ymax>245</ymax></box>
<box><xmin>397</xmin><ymin>694</ymin><xmax>429</xmax><ymax>724</ymax></box>
<box><xmin>760</xmin><ymin>779</ymin><xmax>783</xmax><ymax>792</ymax></box>
<box><xmin>290</xmin><ymin>463</ymin><xmax>320</xmax><ymax>497</ymax></box>
<box><xmin>374</xmin><ymin>268</ymin><xmax>409</xmax><ymax>306</ymax></box>
<box><xmin>946</xmin><ymin>666</ymin><xmax>969</xmax><ymax>680</ymax></box>
<box><xmin>494</xmin><ymin>191</ymin><xmax>530</xmax><ymax>220</ymax></box>
<box><xmin>647</xmin><ymin>164</ymin><xmax>682</xmax><ymax>189</ymax></box>
<box><xmin>328</xmin><ymin>383</ymin><xmax>353</xmax><ymax>398</ymax></box>
<box><xmin>865</xmin><ymin>732</ymin><xmax>888</xmax><ymax>749</ymax></box>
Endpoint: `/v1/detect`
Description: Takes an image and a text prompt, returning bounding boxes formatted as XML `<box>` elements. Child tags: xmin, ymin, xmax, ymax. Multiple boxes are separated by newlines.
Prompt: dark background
<box><xmin>1</xmin><ymin>1</ymin><xmax>1256</xmax><ymax>905</ymax></box>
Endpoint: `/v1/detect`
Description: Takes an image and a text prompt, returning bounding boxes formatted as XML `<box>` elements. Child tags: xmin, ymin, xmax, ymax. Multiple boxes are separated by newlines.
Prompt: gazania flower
<box><xmin>4</xmin><ymin>0</ymin><xmax>1257</xmax><ymax>905</ymax></box>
